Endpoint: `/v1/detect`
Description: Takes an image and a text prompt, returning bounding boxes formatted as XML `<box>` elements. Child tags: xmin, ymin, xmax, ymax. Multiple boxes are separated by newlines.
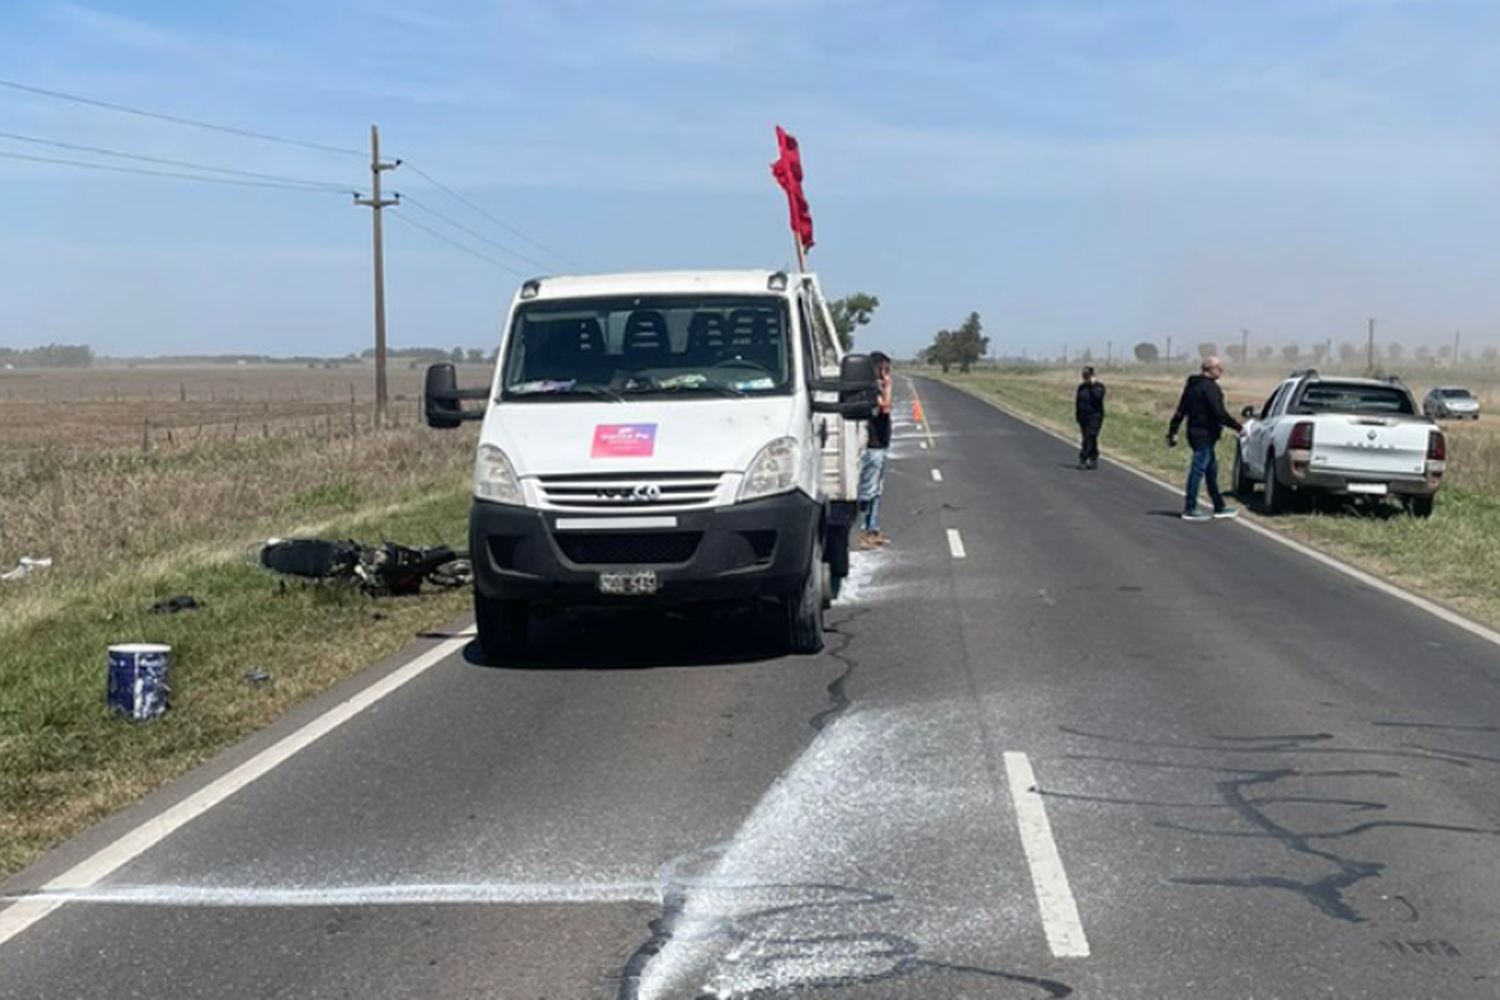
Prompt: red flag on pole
<box><xmin>770</xmin><ymin>125</ymin><xmax>815</xmax><ymax>252</ymax></box>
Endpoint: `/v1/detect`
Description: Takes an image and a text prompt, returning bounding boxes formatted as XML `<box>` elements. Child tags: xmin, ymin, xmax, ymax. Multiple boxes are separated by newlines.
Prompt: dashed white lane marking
<box><xmin>946</xmin><ymin>528</ymin><xmax>966</xmax><ymax>559</ymax></box>
<box><xmin>0</xmin><ymin>632</ymin><xmax>472</xmax><ymax>948</ymax></box>
<box><xmin>931</xmin><ymin>469</ymin><xmax>944</xmax><ymax>483</ymax></box>
<box><xmin>1004</xmin><ymin>752</ymin><xmax>1090</xmax><ymax>958</ymax></box>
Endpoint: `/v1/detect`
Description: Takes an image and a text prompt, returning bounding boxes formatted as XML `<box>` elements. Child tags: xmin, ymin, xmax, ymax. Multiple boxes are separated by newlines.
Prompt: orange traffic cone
<box><xmin>913</xmin><ymin>398</ymin><xmax>925</xmax><ymax>427</ymax></box>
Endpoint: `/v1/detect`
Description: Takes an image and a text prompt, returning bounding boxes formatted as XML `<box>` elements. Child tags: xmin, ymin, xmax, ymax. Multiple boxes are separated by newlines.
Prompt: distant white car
<box><xmin>1422</xmin><ymin>386</ymin><xmax>1481</xmax><ymax>421</ymax></box>
<box><xmin>1233</xmin><ymin>369</ymin><xmax>1447</xmax><ymax>518</ymax></box>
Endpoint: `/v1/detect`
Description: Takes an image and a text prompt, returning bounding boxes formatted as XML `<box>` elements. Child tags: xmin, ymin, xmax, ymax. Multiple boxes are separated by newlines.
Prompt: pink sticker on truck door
<box><xmin>592</xmin><ymin>423</ymin><xmax>658</xmax><ymax>457</ymax></box>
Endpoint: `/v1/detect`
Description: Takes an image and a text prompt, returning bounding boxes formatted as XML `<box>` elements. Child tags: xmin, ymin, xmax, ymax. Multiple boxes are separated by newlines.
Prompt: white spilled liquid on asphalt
<box><xmin>636</xmin><ymin>703</ymin><xmax>1026</xmax><ymax>999</ymax></box>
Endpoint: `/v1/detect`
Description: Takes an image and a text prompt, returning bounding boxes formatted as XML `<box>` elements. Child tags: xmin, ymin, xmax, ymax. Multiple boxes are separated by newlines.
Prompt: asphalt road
<box><xmin>6</xmin><ymin>376</ymin><xmax>1500</xmax><ymax>999</ymax></box>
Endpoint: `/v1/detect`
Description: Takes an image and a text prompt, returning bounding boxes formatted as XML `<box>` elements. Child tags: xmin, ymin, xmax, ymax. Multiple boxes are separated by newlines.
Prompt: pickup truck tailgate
<box><xmin>1311</xmin><ymin>417</ymin><xmax>1429</xmax><ymax>477</ymax></box>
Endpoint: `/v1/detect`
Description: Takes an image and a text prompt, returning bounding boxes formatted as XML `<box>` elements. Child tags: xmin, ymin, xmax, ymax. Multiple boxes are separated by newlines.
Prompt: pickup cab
<box><xmin>1233</xmin><ymin>369</ymin><xmax>1446</xmax><ymax>517</ymax></box>
<box><xmin>422</xmin><ymin>269</ymin><xmax>878</xmax><ymax>659</ymax></box>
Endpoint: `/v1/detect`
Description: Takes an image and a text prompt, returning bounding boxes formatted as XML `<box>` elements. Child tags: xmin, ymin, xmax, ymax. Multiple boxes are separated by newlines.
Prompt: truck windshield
<box><xmin>500</xmin><ymin>295</ymin><xmax>793</xmax><ymax>401</ymax></box>
<box><xmin>1296</xmin><ymin>383</ymin><xmax>1416</xmax><ymax>415</ymax></box>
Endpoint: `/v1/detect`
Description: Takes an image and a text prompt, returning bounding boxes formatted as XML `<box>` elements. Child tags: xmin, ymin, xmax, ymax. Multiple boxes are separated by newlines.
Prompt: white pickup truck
<box><xmin>1232</xmin><ymin>370</ymin><xmax>1447</xmax><ymax>517</ymax></box>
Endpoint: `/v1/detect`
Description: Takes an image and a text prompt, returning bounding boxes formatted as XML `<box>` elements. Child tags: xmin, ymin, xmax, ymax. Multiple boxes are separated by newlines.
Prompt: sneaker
<box><xmin>857</xmin><ymin>532</ymin><xmax>878</xmax><ymax>550</ymax></box>
<box><xmin>1181</xmin><ymin>510</ymin><xmax>1213</xmax><ymax>522</ymax></box>
<box><xmin>1212</xmin><ymin>507</ymin><xmax>1240</xmax><ymax>519</ymax></box>
<box><xmin>872</xmin><ymin>531</ymin><xmax>892</xmax><ymax>546</ymax></box>
<box><xmin>1087</xmin><ymin>459</ymin><xmax>1098</xmax><ymax>470</ymax></box>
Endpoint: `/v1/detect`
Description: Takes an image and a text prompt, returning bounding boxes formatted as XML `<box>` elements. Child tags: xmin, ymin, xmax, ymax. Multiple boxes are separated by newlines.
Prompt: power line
<box><xmin>0</xmin><ymin>129</ymin><xmax>355</xmax><ymax>191</ymax></box>
<box><xmin>398</xmin><ymin>193</ymin><xmax>553</xmax><ymax>271</ymax></box>
<box><xmin>388</xmin><ymin>211</ymin><xmax>525</xmax><ymax>274</ymax></box>
<box><xmin>0</xmin><ymin>77</ymin><xmax>365</xmax><ymax>157</ymax></box>
<box><xmin>0</xmin><ymin>148</ymin><xmax>355</xmax><ymax>192</ymax></box>
<box><xmin>402</xmin><ymin>163</ymin><xmax>584</xmax><ymax>270</ymax></box>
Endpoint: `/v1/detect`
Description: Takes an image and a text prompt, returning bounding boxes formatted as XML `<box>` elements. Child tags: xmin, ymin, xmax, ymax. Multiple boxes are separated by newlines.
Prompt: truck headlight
<box><xmin>739</xmin><ymin>436</ymin><xmax>801</xmax><ymax>501</ymax></box>
<box><xmin>474</xmin><ymin>444</ymin><xmax>523</xmax><ymax>504</ymax></box>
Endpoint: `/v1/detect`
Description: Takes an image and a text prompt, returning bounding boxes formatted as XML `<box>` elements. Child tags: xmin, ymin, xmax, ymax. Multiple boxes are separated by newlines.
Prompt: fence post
<box><xmin>141</xmin><ymin>418</ymin><xmax>150</xmax><ymax>454</ymax></box>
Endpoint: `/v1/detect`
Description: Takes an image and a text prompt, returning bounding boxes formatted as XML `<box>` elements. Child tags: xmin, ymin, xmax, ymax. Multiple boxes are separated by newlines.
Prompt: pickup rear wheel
<box><xmin>1405</xmin><ymin>495</ymin><xmax>1436</xmax><ymax>519</ymax></box>
<box><xmin>1232</xmin><ymin>442</ymin><xmax>1255</xmax><ymax>498</ymax></box>
<box><xmin>1263</xmin><ymin>450</ymin><xmax>1289</xmax><ymax>515</ymax></box>
<box><xmin>785</xmin><ymin>540</ymin><xmax>826</xmax><ymax>654</ymax></box>
<box><xmin>475</xmin><ymin>592</ymin><xmax>529</xmax><ymax>661</ymax></box>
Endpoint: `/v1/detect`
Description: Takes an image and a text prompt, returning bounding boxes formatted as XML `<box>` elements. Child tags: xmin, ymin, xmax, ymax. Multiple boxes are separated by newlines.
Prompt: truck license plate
<box><xmin>1347</xmin><ymin>482</ymin><xmax>1388</xmax><ymax>495</ymax></box>
<box><xmin>598</xmin><ymin>571</ymin><xmax>659</xmax><ymax>596</ymax></box>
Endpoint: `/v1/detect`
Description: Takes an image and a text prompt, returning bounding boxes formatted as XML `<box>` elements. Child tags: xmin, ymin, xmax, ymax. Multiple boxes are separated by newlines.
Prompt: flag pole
<box><xmin>793</xmin><ymin>233</ymin><xmax>807</xmax><ymax>273</ymax></box>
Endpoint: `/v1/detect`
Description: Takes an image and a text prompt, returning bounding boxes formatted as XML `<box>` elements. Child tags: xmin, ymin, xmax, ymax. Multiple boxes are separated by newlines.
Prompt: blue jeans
<box><xmin>1184</xmin><ymin>443</ymin><xmax>1225</xmax><ymax>513</ymax></box>
<box><xmin>858</xmin><ymin>447</ymin><xmax>888</xmax><ymax>532</ymax></box>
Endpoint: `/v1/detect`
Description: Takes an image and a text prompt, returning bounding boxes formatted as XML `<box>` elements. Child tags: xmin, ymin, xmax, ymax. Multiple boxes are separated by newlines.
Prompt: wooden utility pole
<box><xmin>1366</xmin><ymin>317</ymin><xmax>1376</xmax><ymax>372</ymax></box>
<box><xmin>1454</xmin><ymin>329</ymin><xmax>1462</xmax><ymax>365</ymax></box>
<box><xmin>1241</xmin><ymin>328</ymin><xmax>1249</xmax><ymax>367</ymax></box>
<box><xmin>355</xmin><ymin>125</ymin><xmax>399</xmax><ymax>427</ymax></box>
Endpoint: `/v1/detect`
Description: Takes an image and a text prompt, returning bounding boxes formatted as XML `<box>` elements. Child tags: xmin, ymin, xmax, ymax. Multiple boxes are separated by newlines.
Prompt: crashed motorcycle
<box><xmin>257</xmin><ymin>538</ymin><xmax>472</xmax><ymax>596</ymax></box>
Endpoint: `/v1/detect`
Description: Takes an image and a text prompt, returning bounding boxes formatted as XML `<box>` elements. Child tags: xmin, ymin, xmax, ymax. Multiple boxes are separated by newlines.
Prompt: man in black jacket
<box><xmin>1167</xmin><ymin>356</ymin><xmax>1243</xmax><ymax>521</ymax></box>
<box><xmin>1075</xmin><ymin>366</ymin><xmax>1105</xmax><ymax>469</ymax></box>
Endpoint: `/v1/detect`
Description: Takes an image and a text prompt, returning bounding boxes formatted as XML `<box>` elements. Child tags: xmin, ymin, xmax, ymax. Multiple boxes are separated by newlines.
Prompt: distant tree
<box><xmin>1225</xmin><ymin>344</ymin><xmax>1244</xmax><ymax>362</ymax></box>
<box><xmin>1415</xmin><ymin>345</ymin><xmax>1433</xmax><ymax>363</ymax></box>
<box><xmin>950</xmin><ymin>312</ymin><xmax>989</xmax><ymax>373</ymax></box>
<box><xmin>1338</xmin><ymin>342</ymin><xmax>1359</xmax><ymax>365</ymax></box>
<box><xmin>1438</xmin><ymin>344</ymin><xmax>1453</xmax><ymax>362</ymax></box>
<box><xmin>828</xmin><ymin>293</ymin><xmax>880</xmax><ymax>351</ymax></box>
<box><xmin>926</xmin><ymin>330</ymin><xmax>957</xmax><ymax>373</ymax></box>
<box><xmin>1133</xmin><ymin>342</ymin><xmax>1159</xmax><ymax>363</ymax></box>
<box><xmin>1386</xmin><ymin>343</ymin><xmax>1404</xmax><ymax>363</ymax></box>
<box><xmin>1256</xmin><ymin>345</ymin><xmax>1274</xmax><ymax>363</ymax></box>
<box><xmin>1197</xmin><ymin>342</ymin><xmax>1217</xmax><ymax>360</ymax></box>
<box><xmin>1483</xmin><ymin>345</ymin><xmax>1499</xmax><ymax>366</ymax></box>
<box><xmin>1311</xmin><ymin>342</ymin><xmax>1329</xmax><ymax>363</ymax></box>
<box><xmin>451</xmin><ymin>346</ymin><xmax>465</xmax><ymax>363</ymax></box>
<box><xmin>1281</xmin><ymin>344</ymin><xmax>1300</xmax><ymax>364</ymax></box>
<box><xmin>466</xmin><ymin>348</ymin><xmax>485</xmax><ymax>364</ymax></box>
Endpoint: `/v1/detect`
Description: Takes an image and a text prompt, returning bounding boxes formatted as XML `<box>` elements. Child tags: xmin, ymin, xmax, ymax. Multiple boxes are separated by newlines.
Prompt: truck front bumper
<box><xmin>470</xmin><ymin>492</ymin><xmax>822</xmax><ymax>607</ymax></box>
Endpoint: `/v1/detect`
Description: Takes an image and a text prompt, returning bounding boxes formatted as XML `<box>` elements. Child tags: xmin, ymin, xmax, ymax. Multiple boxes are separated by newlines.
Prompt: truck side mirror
<box><xmin>424</xmin><ymin>364</ymin><xmax>487</xmax><ymax>428</ymax></box>
<box><xmin>1240</xmin><ymin>405</ymin><xmax>1256</xmax><ymax>420</ymax></box>
<box><xmin>836</xmin><ymin>353</ymin><xmax>879</xmax><ymax>420</ymax></box>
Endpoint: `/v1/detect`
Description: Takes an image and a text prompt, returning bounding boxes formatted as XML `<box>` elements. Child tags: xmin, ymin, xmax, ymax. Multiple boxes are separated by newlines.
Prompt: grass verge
<box><xmin>927</xmin><ymin>368</ymin><xmax>1500</xmax><ymax>633</ymax></box>
<box><xmin>1</xmin><ymin>434</ymin><xmax>476</xmax><ymax>881</ymax></box>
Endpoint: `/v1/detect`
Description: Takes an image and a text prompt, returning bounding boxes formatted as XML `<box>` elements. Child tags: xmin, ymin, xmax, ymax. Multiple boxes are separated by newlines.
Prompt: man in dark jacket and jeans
<box><xmin>1167</xmin><ymin>355</ymin><xmax>1243</xmax><ymax>521</ymax></box>
<box><xmin>1075</xmin><ymin>366</ymin><xmax>1105</xmax><ymax>469</ymax></box>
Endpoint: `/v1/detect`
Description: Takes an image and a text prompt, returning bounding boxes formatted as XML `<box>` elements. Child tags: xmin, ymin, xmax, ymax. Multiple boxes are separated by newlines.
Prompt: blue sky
<box><xmin>3</xmin><ymin>0</ymin><xmax>1500</xmax><ymax>361</ymax></box>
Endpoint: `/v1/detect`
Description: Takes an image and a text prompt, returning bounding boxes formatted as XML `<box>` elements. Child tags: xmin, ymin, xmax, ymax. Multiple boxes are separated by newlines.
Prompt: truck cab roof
<box><xmin>517</xmin><ymin>270</ymin><xmax>802</xmax><ymax>302</ymax></box>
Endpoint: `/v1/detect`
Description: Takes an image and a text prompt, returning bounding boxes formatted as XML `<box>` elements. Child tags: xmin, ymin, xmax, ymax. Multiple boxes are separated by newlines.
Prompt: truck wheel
<box><xmin>475</xmin><ymin>592</ymin><xmax>529</xmax><ymax>661</ymax></box>
<box><xmin>1263</xmin><ymin>450</ymin><xmax>1289</xmax><ymax>515</ymax></box>
<box><xmin>824</xmin><ymin>523</ymin><xmax>850</xmax><ymax>605</ymax></box>
<box><xmin>1232</xmin><ymin>442</ymin><xmax>1255</xmax><ymax>498</ymax></box>
<box><xmin>785</xmin><ymin>542</ymin><xmax>825</xmax><ymax>654</ymax></box>
<box><xmin>1406</xmin><ymin>495</ymin><xmax>1435</xmax><ymax>519</ymax></box>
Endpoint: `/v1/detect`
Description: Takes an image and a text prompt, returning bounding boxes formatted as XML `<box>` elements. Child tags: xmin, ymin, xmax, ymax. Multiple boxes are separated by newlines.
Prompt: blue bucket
<box><xmin>107</xmin><ymin>643</ymin><xmax>171</xmax><ymax>721</ymax></box>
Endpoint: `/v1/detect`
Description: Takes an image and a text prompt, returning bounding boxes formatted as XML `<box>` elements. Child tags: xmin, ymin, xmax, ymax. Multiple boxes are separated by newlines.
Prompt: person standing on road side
<box><xmin>1075</xmin><ymin>365</ymin><xmax>1105</xmax><ymax>469</ymax></box>
<box><xmin>857</xmin><ymin>351</ymin><xmax>894</xmax><ymax>549</ymax></box>
<box><xmin>1167</xmin><ymin>355</ymin><xmax>1244</xmax><ymax>521</ymax></box>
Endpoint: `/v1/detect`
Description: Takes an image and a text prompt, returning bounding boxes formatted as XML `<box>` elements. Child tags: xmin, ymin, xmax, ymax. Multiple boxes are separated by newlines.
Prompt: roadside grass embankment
<box><xmin>1</xmin><ymin>410</ymin><xmax>479</xmax><ymax>881</ymax></box>
<box><xmin>930</xmin><ymin>368</ymin><xmax>1500</xmax><ymax>634</ymax></box>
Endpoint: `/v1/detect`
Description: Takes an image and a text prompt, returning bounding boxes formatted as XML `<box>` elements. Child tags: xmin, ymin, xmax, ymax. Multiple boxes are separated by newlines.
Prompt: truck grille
<box><xmin>536</xmin><ymin>471</ymin><xmax>725</xmax><ymax>511</ymax></box>
<box><xmin>555</xmin><ymin>532</ymin><xmax>701</xmax><ymax>566</ymax></box>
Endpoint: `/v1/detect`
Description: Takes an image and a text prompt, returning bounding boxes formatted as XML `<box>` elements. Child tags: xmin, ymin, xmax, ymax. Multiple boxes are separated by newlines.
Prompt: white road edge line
<box><xmin>0</xmin><ymin>632</ymin><xmax>472</xmax><ymax>948</ymax></box>
<box><xmin>931</xmin><ymin>469</ymin><xmax>944</xmax><ymax>483</ymax></box>
<box><xmin>1004</xmin><ymin>752</ymin><xmax>1090</xmax><ymax>959</ymax></box>
<box><xmin>946</xmin><ymin>528</ymin><xmax>966</xmax><ymax>559</ymax></box>
<box><xmin>946</xmin><ymin>382</ymin><xmax>1500</xmax><ymax>652</ymax></box>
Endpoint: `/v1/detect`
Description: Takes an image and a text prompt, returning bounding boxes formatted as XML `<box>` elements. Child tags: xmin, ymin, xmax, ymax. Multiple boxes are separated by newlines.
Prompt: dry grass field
<box><xmin>0</xmin><ymin>363</ymin><xmax>483</xmax><ymax>877</ymax></box>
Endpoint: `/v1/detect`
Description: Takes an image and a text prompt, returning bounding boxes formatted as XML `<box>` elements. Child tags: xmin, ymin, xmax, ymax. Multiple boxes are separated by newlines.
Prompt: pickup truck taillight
<box><xmin>1426</xmin><ymin>429</ymin><xmax>1447</xmax><ymax>482</ymax></box>
<box><xmin>1288</xmin><ymin>421</ymin><xmax>1315</xmax><ymax>451</ymax></box>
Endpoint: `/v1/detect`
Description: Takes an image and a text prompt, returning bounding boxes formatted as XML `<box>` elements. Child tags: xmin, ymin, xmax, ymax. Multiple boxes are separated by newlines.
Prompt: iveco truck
<box><xmin>424</xmin><ymin>269</ymin><xmax>878</xmax><ymax>659</ymax></box>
